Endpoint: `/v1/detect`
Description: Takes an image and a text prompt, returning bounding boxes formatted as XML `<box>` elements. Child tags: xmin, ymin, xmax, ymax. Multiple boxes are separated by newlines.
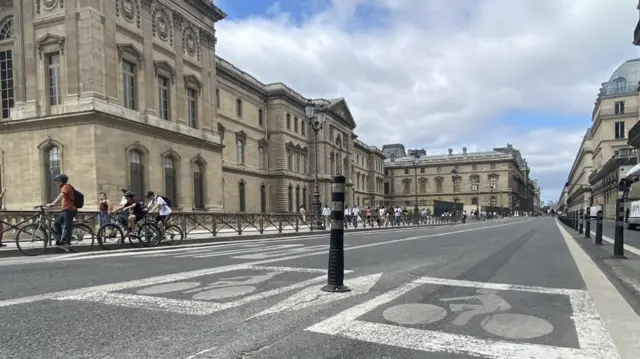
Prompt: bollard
<box><xmin>584</xmin><ymin>207</ymin><xmax>591</xmax><ymax>239</ymax></box>
<box><xmin>595</xmin><ymin>210</ymin><xmax>603</xmax><ymax>245</ymax></box>
<box><xmin>322</xmin><ymin>175</ymin><xmax>351</xmax><ymax>293</ymax></box>
<box><xmin>578</xmin><ymin>208</ymin><xmax>584</xmax><ymax>234</ymax></box>
<box><xmin>614</xmin><ymin>198</ymin><xmax>625</xmax><ymax>258</ymax></box>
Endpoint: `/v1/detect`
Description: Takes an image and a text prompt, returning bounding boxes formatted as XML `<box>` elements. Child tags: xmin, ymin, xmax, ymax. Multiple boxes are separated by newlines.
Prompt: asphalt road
<box><xmin>0</xmin><ymin>217</ymin><xmax>636</xmax><ymax>359</ymax></box>
<box><xmin>588</xmin><ymin>218</ymin><xmax>640</xmax><ymax>249</ymax></box>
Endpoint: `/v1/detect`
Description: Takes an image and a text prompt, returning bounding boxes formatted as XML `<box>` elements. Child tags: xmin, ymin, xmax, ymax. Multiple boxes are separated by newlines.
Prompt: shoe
<box><xmin>0</xmin><ymin>243</ymin><xmax>6</xmax><ymax>247</ymax></box>
<box><xmin>61</xmin><ymin>243</ymin><xmax>71</xmax><ymax>252</ymax></box>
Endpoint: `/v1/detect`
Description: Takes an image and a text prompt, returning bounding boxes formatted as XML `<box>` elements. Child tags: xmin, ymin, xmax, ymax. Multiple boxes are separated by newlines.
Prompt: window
<box><xmin>384</xmin><ymin>182</ymin><xmax>389</xmax><ymax>194</ymax></box>
<box><xmin>404</xmin><ymin>168</ymin><xmax>409</xmax><ymax>174</ymax></box>
<box><xmin>286</xmin><ymin>113</ymin><xmax>291</xmax><ymax>129</ymax></box>
<box><xmin>472</xmin><ymin>164</ymin><xmax>477</xmax><ymax>170</ymax></box>
<box><xmin>384</xmin><ymin>169</ymin><xmax>388</xmax><ymax>176</ymax></box>
<box><xmin>403</xmin><ymin>179</ymin><xmax>411</xmax><ymax>194</ymax></box>
<box><xmin>490</xmin><ymin>196</ymin><xmax>497</xmax><ymax>206</ymax></box>
<box><xmin>471</xmin><ymin>176</ymin><xmax>479</xmax><ymax>191</ymax></box>
<box><xmin>193</xmin><ymin>162</ymin><xmax>204</xmax><ymax>209</ymax></box>
<box><xmin>436</xmin><ymin>177</ymin><xmax>443</xmax><ymax>193</ymax></box>
<box><xmin>258</xmin><ymin>109</ymin><xmax>264</xmax><ymax>126</ymax></box>
<box><xmin>258</xmin><ymin>146</ymin><xmax>266</xmax><ymax>169</ymax></box>
<box><xmin>47</xmin><ymin>53</ymin><xmax>61</xmax><ymax>106</ymax></box>
<box><xmin>44</xmin><ymin>146</ymin><xmax>61</xmax><ymax>203</ymax></box>
<box><xmin>419</xmin><ymin>178</ymin><xmax>427</xmax><ymax>193</ymax></box>
<box><xmin>453</xmin><ymin>177</ymin><xmax>460</xmax><ymax>192</ymax></box>
<box><xmin>236</xmin><ymin>139</ymin><xmax>245</xmax><ymax>164</ymax></box>
<box><xmin>295</xmin><ymin>186</ymin><xmax>300</xmax><ymax>209</ymax></box>
<box><xmin>472</xmin><ymin>197</ymin><xmax>478</xmax><ymax>205</ymax></box>
<box><xmin>615</xmin><ymin>121</ymin><xmax>625</xmax><ymax>139</ymax></box>
<box><xmin>122</xmin><ymin>60</ymin><xmax>136</xmax><ymax>110</ymax></box>
<box><xmin>295</xmin><ymin>152</ymin><xmax>300</xmax><ymax>172</ymax></box>
<box><xmin>215</xmin><ymin>88</ymin><xmax>220</xmax><ymax>108</ymax></box>
<box><xmin>187</xmin><ymin>88</ymin><xmax>197</xmax><ymax>128</ymax></box>
<box><xmin>157</xmin><ymin>75</ymin><xmax>169</xmax><ymax>119</ymax></box>
<box><xmin>615</xmin><ymin>101</ymin><xmax>625</xmax><ymax>115</ymax></box>
<box><xmin>420</xmin><ymin>168</ymin><xmax>425</xmax><ymax>173</ymax></box>
<box><xmin>301</xmin><ymin>122</ymin><xmax>305</xmax><ymax>136</ymax></box>
<box><xmin>288</xmin><ymin>185</ymin><xmax>293</xmax><ymax>212</ymax></box>
<box><xmin>238</xmin><ymin>180</ymin><xmax>246</xmax><ymax>212</ymax></box>
<box><xmin>294</xmin><ymin>117</ymin><xmax>298</xmax><ymax>132</ymax></box>
<box><xmin>489</xmin><ymin>175</ymin><xmax>497</xmax><ymax>190</ymax></box>
<box><xmin>129</xmin><ymin>150</ymin><xmax>144</xmax><ymax>199</ymax></box>
<box><xmin>330</xmin><ymin>153</ymin><xmax>335</xmax><ymax>175</ymax></box>
<box><xmin>302</xmin><ymin>154</ymin><xmax>307</xmax><ymax>174</ymax></box>
<box><xmin>437</xmin><ymin>166</ymin><xmax>442</xmax><ymax>173</ymax></box>
<box><xmin>287</xmin><ymin>150</ymin><xmax>292</xmax><ymax>170</ymax></box>
<box><xmin>0</xmin><ymin>18</ymin><xmax>11</xmax><ymax>40</ymax></box>
<box><xmin>236</xmin><ymin>98</ymin><xmax>242</xmax><ymax>117</ymax></box>
<box><xmin>163</xmin><ymin>156</ymin><xmax>177</xmax><ymax>207</ymax></box>
<box><xmin>490</xmin><ymin>163</ymin><xmax>496</xmax><ymax>169</ymax></box>
<box><xmin>260</xmin><ymin>184</ymin><xmax>267</xmax><ymax>212</ymax></box>
<box><xmin>0</xmin><ymin>49</ymin><xmax>14</xmax><ymax>119</ymax></box>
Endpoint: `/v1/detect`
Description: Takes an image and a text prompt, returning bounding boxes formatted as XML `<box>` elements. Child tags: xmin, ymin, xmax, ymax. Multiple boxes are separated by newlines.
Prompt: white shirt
<box><xmin>120</xmin><ymin>196</ymin><xmax>127</xmax><ymax>206</ymax></box>
<box><xmin>322</xmin><ymin>207</ymin><xmax>331</xmax><ymax>216</ymax></box>
<box><xmin>154</xmin><ymin>196</ymin><xmax>172</xmax><ymax>216</ymax></box>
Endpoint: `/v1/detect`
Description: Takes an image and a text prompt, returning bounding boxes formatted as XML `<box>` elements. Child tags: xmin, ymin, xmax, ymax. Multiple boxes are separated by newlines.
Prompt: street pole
<box><xmin>595</xmin><ymin>209</ymin><xmax>603</xmax><ymax>245</ymax></box>
<box><xmin>614</xmin><ymin>197</ymin><xmax>625</xmax><ymax>258</ymax></box>
<box><xmin>584</xmin><ymin>207</ymin><xmax>590</xmax><ymax>239</ymax></box>
<box><xmin>306</xmin><ymin>101</ymin><xmax>326</xmax><ymax>231</ymax></box>
<box><xmin>578</xmin><ymin>208</ymin><xmax>584</xmax><ymax>234</ymax></box>
<box><xmin>322</xmin><ymin>174</ymin><xmax>351</xmax><ymax>293</ymax></box>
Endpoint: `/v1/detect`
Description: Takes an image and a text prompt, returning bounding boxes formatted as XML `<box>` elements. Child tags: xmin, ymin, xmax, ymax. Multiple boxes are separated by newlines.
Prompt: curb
<box><xmin>0</xmin><ymin>222</ymin><xmax>459</xmax><ymax>259</ymax></box>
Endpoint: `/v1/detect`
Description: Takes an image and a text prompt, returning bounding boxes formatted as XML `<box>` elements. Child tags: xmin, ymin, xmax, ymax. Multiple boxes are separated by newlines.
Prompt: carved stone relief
<box><xmin>36</xmin><ymin>0</ymin><xmax>63</xmax><ymax>14</ymax></box>
<box><xmin>152</xmin><ymin>5</ymin><xmax>173</xmax><ymax>45</ymax></box>
<box><xmin>116</xmin><ymin>0</ymin><xmax>142</xmax><ymax>28</ymax></box>
<box><xmin>183</xmin><ymin>25</ymin><xmax>198</xmax><ymax>58</ymax></box>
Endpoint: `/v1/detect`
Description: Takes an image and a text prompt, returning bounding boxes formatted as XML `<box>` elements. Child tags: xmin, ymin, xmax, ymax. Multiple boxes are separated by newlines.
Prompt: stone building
<box><xmin>0</xmin><ymin>0</ymin><xmax>386</xmax><ymax>212</ymax></box>
<box><xmin>382</xmin><ymin>143</ymin><xmax>538</xmax><ymax>215</ymax></box>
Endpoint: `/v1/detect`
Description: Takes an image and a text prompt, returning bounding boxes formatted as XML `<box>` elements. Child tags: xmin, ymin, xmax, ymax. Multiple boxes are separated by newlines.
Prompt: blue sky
<box><xmin>214</xmin><ymin>0</ymin><xmax>640</xmax><ymax>204</ymax></box>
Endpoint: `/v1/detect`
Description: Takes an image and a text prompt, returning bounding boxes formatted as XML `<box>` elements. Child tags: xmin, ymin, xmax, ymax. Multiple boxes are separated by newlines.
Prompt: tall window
<box><xmin>294</xmin><ymin>117</ymin><xmax>298</xmax><ymax>132</ymax></box>
<box><xmin>490</xmin><ymin>196</ymin><xmax>497</xmax><ymax>206</ymax></box>
<box><xmin>436</xmin><ymin>177</ymin><xmax>443</xmax><ymax>193</ymax></box>
<box><xmin>384</xmin><ymin>182</ymin><xmax>389</xmax><ymax>194</ymax></box>
<box><xmin>47</xmin><ymin>53</ymin><xmax>61</xmax><ymax>106</ymax></box>
<box><xmin>187</xmin><ymin>88</ymin><xmax>197</xmax><ymax>128</ymax></box>
<box><xmin>471</xmin><ymin>197</ymin><xmax>478</xmax><ymax>205</ymax></box>
<box><xmin>129</xmin><ymin>150</ymin><xmax>144</xmax><ymax>198</ymax></box>
<box><xmin>0</xmin><ymin>49</ymin><xmax>13</xmax><ymax>119</ymax></box>
<box><xmin>236</xmin><ymin>139</ymin><xmax>244</xmax><ymax>164</ymax></box>
<box><xmin>123</xmin><ymin>60</ymin><xmax>136</xmax><ymax>109</ymax></box>
<box><xmin>471</xmin><ymin>176</ymin><xmax>479</xmax><ymax>191</ymax></box>
<box><xmin>615</xmin><ymin>101</ymin><xmax>625</xmax><ymax>115</ymax></box>
<box><xmin>302</xmin><ymin>187</ymin><xmax>307</xmax><ymax>209</ymax></box>
<box><xmin>286</xmin><ymin>113</ymin><xmax>291</xmax><ymax>129</ymax></box>
<box><xmin>215</xmin><ymin>88</ymin><xmax>220</xmax><ymax>108</ymax></box>
<box><xmin>295</xmin><ymin>186</ymin><xmax>300</xmax><ymax>209</ymax></box>
<box><xmin>288</xmin><ymin>185</ymin><xmax>293</xmax><ymax>212</ymax></box>
<box><xmin>236</xmin><ymin>98</ymin><xmax>242</xmax><ymax>117</ymax></box>
<box><xmin>44</xmin><ymin>146</ymin><xmax>61</xmax><ymax>203</ymax></box>
<box><xmin>453</xmin><ymin>178</ymin><xmax>460</xmax><ymax>192</ymax></box>
<box><xmin>301</xmin><ymin>154</ymin><xmax>307</xmax><ymax>174</ymax></box>
<box><xmin>615</xmin><ymin>121</ymin><xmax>625</xmax><ymax>139</ymax></box>
<box><xmin>238</xmin><ymin>180</ymin><xmax>246</xmax><ymax>212</ymax></box>
<box><xmin>260</xmin><ymin>184</ymin><xmax>267</xmax><ymax>212</ymax></box>
<box><xmin>295</xmin><ymin>152</ymin><xmax>300</xmax><ymax>172</ymax></box>
<box><xmin>301</xmin><ymin>122</ymin><xmax>305</xmax><ymax>136</ymax></box>
<box><xmin>193</xmin><ymin>162</ymin><xmax>204</xmax><ymax>209</ymax></box>
<box><xmin>163</xmin><ymin>156</ymin><xmax>177</xmax><ymax>207</ymax></box>
<box><xmin>287</xmin><ymin>150</ymin><xmax>292</xmax><ymax>170</ymax></box>
<box><xmin>258</xmin><ymin>146</ymin><xmax>266</xmax><ymax>169</ymax></box>
<box><xmin>157</xmin><ymin>76</ymin><xmax>169</xmax><ymax>119</ymax></box>
<box><xmin>489</xmin><ymin>175</ymin><xmax>497</xmax><ymax>190</ymax></box>
<box><xmin>330</xmin><ymin>153</ymin><xmax>335</xmax><ymax>175</ymax></box>
<box><xmin>258</xmin><ymin>109</ymin><xmax>264</xmax><ymax>126</ymax></box>
<box><xmin>403</xmin><ymin>179</ymin><xmax>410</xmax><ymax>193</ymax></box>
<box><xmin>419</xmin><ymin>178</ymin><xmax>427</xmax><ymax>193</ymax></box>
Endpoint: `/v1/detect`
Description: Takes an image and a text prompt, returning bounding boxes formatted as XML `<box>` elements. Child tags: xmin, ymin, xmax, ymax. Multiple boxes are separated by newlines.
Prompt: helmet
<box><xmin>54</xmin><ymin>174</ymin><xmax>68</xmax><ymax>184</ymax></box>
<box><xmin>145</xmin><ymin>191</ymin><xmax>155</xmax><ymax>198</ymax></box>
<box><xmin>124</xmin><ymin>191</ymin><xmax>135</xmax><ymax>198</ymax></box>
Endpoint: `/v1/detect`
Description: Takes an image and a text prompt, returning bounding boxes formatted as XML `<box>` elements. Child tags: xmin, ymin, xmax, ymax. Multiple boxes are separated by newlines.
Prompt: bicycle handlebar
<box><xmin>33</xmin><ymin>205</ymin><xmax>47</xmax><ymax>211</ymax></box>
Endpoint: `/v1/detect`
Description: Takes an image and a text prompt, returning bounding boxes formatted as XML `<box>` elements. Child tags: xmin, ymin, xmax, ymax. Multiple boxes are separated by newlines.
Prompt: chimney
<box><xmin>462</xmin><ymin>147</ymin><xmax>467</xmax><ymax>155</ymax></box>
<box><xmin>448</xmin><ymin>148</ymin><xmax>453</xmax><ymax>156</ymax></box>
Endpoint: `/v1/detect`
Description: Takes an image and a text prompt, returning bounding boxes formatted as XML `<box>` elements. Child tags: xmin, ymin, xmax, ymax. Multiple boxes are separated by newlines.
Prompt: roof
<box><xmin>383</xmin><ymin>150</ymin><xmax>514</xmax><ymax>167</ymax></box>
<box><xmin>601</xmin><ymin>58</ymin><xmax>640</xmax><ymax>96</ymax></box>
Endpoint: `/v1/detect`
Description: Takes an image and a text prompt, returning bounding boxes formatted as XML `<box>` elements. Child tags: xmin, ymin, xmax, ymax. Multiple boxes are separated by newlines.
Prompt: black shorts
<box><xmin>155</xmin><ymin>214</ymin><xmax>171</xmax><ymax>223</ymax></box>
<box><xmin>133</xmin><ymin>213</ymin><xmax>145</xmax><ymax>222</ymax></box>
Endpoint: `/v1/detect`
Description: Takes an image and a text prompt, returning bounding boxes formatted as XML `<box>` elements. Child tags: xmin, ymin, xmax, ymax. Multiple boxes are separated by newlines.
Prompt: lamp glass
<box><xmin>305</xmin><ymin>101</ymin><xmax>314</xmax><ymax>118</ymax></box>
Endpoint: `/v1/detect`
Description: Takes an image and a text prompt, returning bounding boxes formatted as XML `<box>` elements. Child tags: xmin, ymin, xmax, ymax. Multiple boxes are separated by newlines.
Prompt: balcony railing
<box><xmin>597</xmin><ymin>106</ymin><xmax>639</xmax><ymax>118</ymax></box>
<box><xmin>589</xmin><ymin>149</ymin><xmax>638</xmax><ymax>183</ymax></box>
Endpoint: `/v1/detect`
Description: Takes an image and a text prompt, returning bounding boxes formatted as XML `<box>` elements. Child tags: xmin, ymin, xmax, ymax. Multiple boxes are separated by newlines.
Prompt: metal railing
<box><xmin>628</xmin><ymin>120</ymin><xmax>640</xmax><ymax>146</ymax></box>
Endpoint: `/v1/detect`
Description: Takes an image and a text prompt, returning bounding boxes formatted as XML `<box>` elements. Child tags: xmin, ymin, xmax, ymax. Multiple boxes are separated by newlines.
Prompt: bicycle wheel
<box><xmin>165</xmin><ymin>224</ymin><xmax>184</xmax><ymax>246</ymax></box>
<box><xmin>97</xmin><ymin>223</ymin><xmax>124</xmax><ymax>250</ymax></box>
<box><xmin>136</xmin><ymin>222</ymin><xmax>162</xmax><ymax>247</ymax></box>
<box><xmin>71</xmin><ymin>223</ymin><xmax>95</xmax><ymax>253</ymax></box>
<box><xmin>15</xmin><ymin>223</ymin><xmax>48</xmax><ymax>256</ymax></box>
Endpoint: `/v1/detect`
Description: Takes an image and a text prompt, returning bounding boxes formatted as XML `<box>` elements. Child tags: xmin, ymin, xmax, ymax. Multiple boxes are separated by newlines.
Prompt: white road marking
<box><xmin>560</xmin><ymin>221</ymin><xmax>640</xmax><ymax>359</ymax></box>
<box><xmin>588</xmin><ymin>230</ymin><xmax>640</xmax><ymax>256</ymax></box>
<box><xmin>184</xmin><ymin>346</ymin><xmax>217</xmax><ymax>359</ymax></box>
<box><xmin>0</xmin><ymin>220</ymin><xmax>525</xmax><ymax>308</ymax></box>
<box><xmin>252</xmin><ymin>273</ymin><xmax>382</xmax><ymax>318</ymax></box>
<box><xmin>306</xmin><ymin>275</ymin><xmax>618</xmax><ymax>358</ymax></box>
<box><xmin>231</xmin><ymin>244</ymin><xmax>329</xmax><ymax>259</ymax></box>
<box><xmin>173</xmin><ymin>244</ymin><xmax>303</xmax><ymax>259</ymax></box>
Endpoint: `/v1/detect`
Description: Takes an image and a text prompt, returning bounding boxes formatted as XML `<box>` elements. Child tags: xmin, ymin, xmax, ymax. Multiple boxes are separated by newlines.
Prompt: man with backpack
<box><xmin>45</xmin><ymin>174</ymin><xmax>84</xmax><ymax>252</ymax></box>
<box><xmin>146</xmin><ymin>191</ymin><xmax>172</xmax><ymax>224</ymax></box>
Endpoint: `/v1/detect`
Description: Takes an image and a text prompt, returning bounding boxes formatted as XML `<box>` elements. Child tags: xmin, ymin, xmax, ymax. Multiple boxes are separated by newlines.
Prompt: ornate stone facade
<box><xmin>0</xmin><ymin>0</ymin><xmax>388</xmax><ymax>212</ymax></box>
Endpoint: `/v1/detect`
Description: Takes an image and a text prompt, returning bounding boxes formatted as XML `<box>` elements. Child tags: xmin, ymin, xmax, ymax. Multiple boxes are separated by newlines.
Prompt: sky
<box><xmin>213</xmin><ymin>0</ymin><xmax>640</xmax><ymax>203</ymax></box>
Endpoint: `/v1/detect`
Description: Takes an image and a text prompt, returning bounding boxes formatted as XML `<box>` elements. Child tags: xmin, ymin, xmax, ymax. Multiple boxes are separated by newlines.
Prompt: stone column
<box><xmin>103</xmin><ymin>0</ymin><xmax>118</xmax><ymax>101</ymax></box>
<box><xmin>15</xmin><ymin>0</ymin><xmax>38</xmax><ymax>115</ymax></box>
<box><xmin>64</xmin><ymin>0</ymin><xmax>79</xmax><ymax>100</ymax></box>
<box><xmin>199</xmin><ymin>29</ymin><xmax>212</xmax><ymax>132</ymax></box>
<box><xmin>76</xmin><ymin>3</ymin><xmax>106</xmax><ymax>99</ymax></box>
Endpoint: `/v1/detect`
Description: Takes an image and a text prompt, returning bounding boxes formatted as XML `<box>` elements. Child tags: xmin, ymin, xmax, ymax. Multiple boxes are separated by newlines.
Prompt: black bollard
<box><xmin>614</xmin><ymin>198</ymin><xmax>625</xmax><ymax>258</ymax></box>
<box><xmin>584</xmin><ymin>207</ymin><xmax>591</xmax><ymax>239</ymax></box>
<box><xmin>322</xmin><ymin>175</ymin><xmax>351</xmax><ymax>293</ymax></box>
<box><xmin>595</xmin><ymin>210</ymin><xmax>603</xmax><ymax>245</ymax></box>
<box><xmin>579</xmin><ymin>208</ymin><xmax>584</xmax><ymax>234</ymax></box>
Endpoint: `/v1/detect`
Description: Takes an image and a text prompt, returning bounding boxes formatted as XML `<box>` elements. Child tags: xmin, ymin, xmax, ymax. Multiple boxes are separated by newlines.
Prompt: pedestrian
<box><xmin>0</xmin><ymin>187</ymin><xmax>6</xmax><ymax>247</ymax></box>
<box><xmin>98</xmin><ymin>192</ymin><xmax>113</xmax><ymax>226</ymax></box>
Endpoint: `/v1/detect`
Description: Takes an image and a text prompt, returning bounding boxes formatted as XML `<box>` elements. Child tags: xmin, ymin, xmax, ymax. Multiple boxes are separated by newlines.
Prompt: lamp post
<box><xmin>305</xmin><ymin>100</ymin><xmax>327</xmax><ymax>231</ymax></box>
<box><xmin>475</xmin><ymin>179</ymin><xmax>480</xmax><ymax>219</ymax></box>
<box><xmin>451</xmin><ymin>167</ymin><xmax>458</xmax><ymax>214</ymax></box>
<box><xmin>411</xmin><ymin>154</ymin><xmax>419</xmax><ymax>224</ymax></box>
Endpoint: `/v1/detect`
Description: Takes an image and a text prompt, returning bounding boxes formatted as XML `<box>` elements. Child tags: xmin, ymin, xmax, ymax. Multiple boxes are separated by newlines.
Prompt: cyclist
<box><xmin>145</xmin><ymin>191</ymin><xmax>171</xmax><ymax>231</ymax></box>
<box><xmin>110</xmin><ymin>191</ymin><xmax>145</xmax><ymax>236</ymax></box>
<box><xmin>45</xmin><ymin>174</ymin><xmax>76</xmax><ymax>252</ymax></box>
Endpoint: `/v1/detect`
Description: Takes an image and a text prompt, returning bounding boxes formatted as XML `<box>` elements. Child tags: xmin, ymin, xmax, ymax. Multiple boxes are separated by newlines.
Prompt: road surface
<box><xmin>0</xmin><ymin>217</ymin><xmax>638</xmax><ymax>358</ymax></box>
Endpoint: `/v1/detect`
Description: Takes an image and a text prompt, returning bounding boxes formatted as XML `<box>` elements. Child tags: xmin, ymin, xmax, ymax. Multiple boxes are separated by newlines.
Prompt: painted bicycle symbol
<box><xmin>383</xmin><ymin>289</ymin><xmax>554</xmax><ymax>339</ymax></box>
<box><xmin>136</xmin><ymin>272</ymin><xmax>282</xmax><ymax>301</ymax></box>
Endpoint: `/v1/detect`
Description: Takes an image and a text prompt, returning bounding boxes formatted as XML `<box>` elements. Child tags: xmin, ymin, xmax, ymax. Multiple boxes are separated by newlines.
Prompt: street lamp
<box><xmin>305</xmin><ymin>100</ymin><xmax>327</xmax><ymax>231</ymax></box>
<box><xmin>411</xmin><ymin>153</ymin><xmax>419</xmax><ymax>224</ymax></box>
<box><xmin>474</xmin><ymin>178</ymin><xmax>480</xmax><ymax>219</ymax></box>
<box><xmin>451</xmin><ymin>167</ymin><xmax>458</xmax><ymax>214</ymax></box>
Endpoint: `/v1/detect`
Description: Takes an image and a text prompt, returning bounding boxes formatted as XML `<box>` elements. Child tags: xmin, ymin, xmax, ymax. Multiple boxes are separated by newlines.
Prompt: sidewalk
<box><xmin>558</xmin><ymin>220</ymin><xmax>640</xmax><ymax>316</ymax></box>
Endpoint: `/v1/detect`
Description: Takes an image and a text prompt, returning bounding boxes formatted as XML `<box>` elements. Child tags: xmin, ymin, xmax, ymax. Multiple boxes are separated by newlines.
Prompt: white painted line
<box><xmin>247</xmin><ymin>266</ymin><xmax>330</xmax><ymax>273</ymax></box>
<box><xmin>415</xmin><ymin>276</ymin><xmax>583</xmax><ymax>296</ymax></box>
<box><xmin>589</xmin><ymin>231</ymin><xmax>640</xmax><ymax>257</ymax></box>
<box><xmin>231</xmin><ymin>244</ymin><xmax>329</xmax><ymax>259</ymax></box>
<box><xmin>174</xmin><ymin>244</ymin><xmax>303</xmax><ymax>259</ymax></box>
<box><xmin>55</xmin><ymin>274</ymin><xmax>328</xmax><ymax>315</ymax></box>
<box><xmin>184</xmin><ymin>346</ymin><xmax>217</xmax><ymax>359</ymax></box>
<box><xmin>253</xmin><ymin>273</ymin><xmax>382</xmax><ymax>318</ymax></box>
<box><xmin>0</xmin><ymin>220</ymin><xmax>526</xmax><ymax>308</ymax></box>
<box><xmin>558</xmin><ymin>221</ymin><xmax>640</xmax><ymax>359</ymax></box>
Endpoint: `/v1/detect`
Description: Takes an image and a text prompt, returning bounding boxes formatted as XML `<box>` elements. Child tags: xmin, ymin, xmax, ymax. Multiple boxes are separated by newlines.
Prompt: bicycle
<box><xmin>155</xmin><ymin>215</ymin><xmax>184</xmax><ymax>246</ymax></box>
<box><xmin>15</xmin><ymin>205</ymin><xmax>95</xmax><ymax>256</ymax></box>
<box><xmin>96</xmin><ymin>211</ymin><xmax>162</xmax><ymax>250</ymax></box>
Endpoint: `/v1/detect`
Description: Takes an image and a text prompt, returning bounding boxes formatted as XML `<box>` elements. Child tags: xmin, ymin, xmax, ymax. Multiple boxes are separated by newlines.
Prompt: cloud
<box><xmin>215</xmin><ymin>0</ymin><xmax>640</xmax><ymax>201</ymax></box>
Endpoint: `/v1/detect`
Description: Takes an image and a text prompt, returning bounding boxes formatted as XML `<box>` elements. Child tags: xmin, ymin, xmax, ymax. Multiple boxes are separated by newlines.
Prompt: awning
<box><xmin>624</xmin><ymin>163</ymin><xmax>640</xmax><ymax>179</ymax></box>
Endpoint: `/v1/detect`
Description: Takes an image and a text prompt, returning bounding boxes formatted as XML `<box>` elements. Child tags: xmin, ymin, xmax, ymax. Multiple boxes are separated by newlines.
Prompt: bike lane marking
<box><xmin>305</xmin><ymin>275</ymin><xmax>618</xmax><ymax>359</ymax></box>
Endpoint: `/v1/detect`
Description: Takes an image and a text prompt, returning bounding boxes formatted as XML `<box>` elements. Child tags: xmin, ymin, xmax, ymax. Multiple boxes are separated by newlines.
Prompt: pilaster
<box><xmin>141</xmin><ymin>0</ymin><xmax>156</xmax><ymax>115</ymax></box>
<box><xmin>76</xmin><ymin>3</ymin><xmax>106</xmax><ymax>99</ymax></box>
<box><xmin>64</xmin><ymin>0</ymin><xmax>79</xmax><ymax>99</ymax></box>
<box><xmin>172</xmin><ymin>11</ymin><xmax>185</xmax><ymax>125</ymax></box>
<box><xmin>103</xmin><ymin>0</ymin><xmax>118</xmax><ymax>101</ymax></box>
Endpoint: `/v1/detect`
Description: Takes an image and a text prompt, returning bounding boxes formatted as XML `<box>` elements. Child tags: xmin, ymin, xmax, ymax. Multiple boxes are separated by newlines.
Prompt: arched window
<box><xmin>260</xmin><ymin>184</ymin><xmax>267</xmax><ymax>212</ymax></box>
<box><xmin>402</xmin><ymin>178</ymin><xmax>411</xmax><ymax>194</ymax></box>
<box><xmin>288</xmin><ymin>184</ymin><xmax>293</xmax><ymax>212</ymax></box>
<box><xmin>0</xmin><ymin>18</ymin><xmax>12</xmax><ymax>40</ymax></box>
<box><xmin>0</xmin><ymin>17</ymin><xmax>13</xmax><ymax>119</ymax></box>
<box><xmin>129</xmin><ymin>150</ymin><xmax>144</xmax><ymax>198</ymax></box>
<box><xmin>163</xmin><ymin>156</ymin><xmax>177</xmax><ymax>206</ymax></box>
<box><xmin>471</xmin><ymin>197</ymin><xmax>478</xmax><ymax>205</ymax></box>
<box><xmin>44</xmin><ymin>146</ymin><xmax>61</xmax><ymax>202</ymax></box>
<box><xmin>192</xmin><ymin>161</ymin><xmax>205</xmax><ymax>209</ymax></box>
<box><xmin>238</xmin><ymin>180</ymin><xmax>246</xmax><ymax>212</ymax></box>
<box><xmin>295</xmin><ymin>186</ymin><xmax>300</xmax><ymax>209</ymax></box>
